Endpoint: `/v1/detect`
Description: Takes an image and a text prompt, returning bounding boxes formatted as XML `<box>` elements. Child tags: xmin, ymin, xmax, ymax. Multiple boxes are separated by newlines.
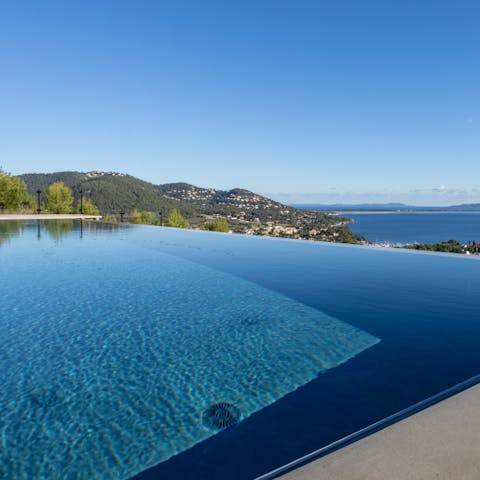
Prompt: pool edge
<box><xmin>254</xmin><ymin>373</ymin><xmax>480</xmax><ymax>480</ymax></box>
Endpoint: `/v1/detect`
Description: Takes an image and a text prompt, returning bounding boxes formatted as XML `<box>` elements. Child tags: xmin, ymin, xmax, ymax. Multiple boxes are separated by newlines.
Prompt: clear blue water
<box><xmin>1</xmin><ymin>221</ymin><xmax>480</xmax><ymax>480</ymax></box>
<box><xmin>344</xmin><ymin>212</ymin><xmax>480</xmax><ymax>245</ymax></box>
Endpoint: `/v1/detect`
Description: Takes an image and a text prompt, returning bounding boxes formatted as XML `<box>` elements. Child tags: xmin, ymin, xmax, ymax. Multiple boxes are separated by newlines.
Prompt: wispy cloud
<box><xmin>410</xmin><ymin>186</ymin><xmax>477</xmax><ymax>196</ymax></box>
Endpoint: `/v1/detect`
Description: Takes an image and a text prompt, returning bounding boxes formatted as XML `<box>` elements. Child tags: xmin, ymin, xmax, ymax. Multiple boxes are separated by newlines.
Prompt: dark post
<box><xmin>36</xmin><ymin>190</ymin><xmax>42</xmax><ymax>214</ymax></box>
<box><xmin>120</xmin><ymin>211</ymin><xmax>125</xmax><ymax>223</ymax></box>
<box><xmin>80</xmin><ymin>189</ymin><xmax>84</xmax><ymax>215</ymax></box>
<box><xmin>159</xmin><ymin>210</ymin><xmax>163</xmax><ymax>226</ymax></box>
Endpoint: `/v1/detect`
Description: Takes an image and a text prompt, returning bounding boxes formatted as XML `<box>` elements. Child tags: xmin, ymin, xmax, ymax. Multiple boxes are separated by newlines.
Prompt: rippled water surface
<box><xmin>1</xmin><ymin>221</ymin><xmax>479</xmax><ymax>480</ymax></box>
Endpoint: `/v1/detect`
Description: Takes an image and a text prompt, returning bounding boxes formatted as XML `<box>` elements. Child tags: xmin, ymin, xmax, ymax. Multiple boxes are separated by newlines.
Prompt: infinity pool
<box><xmin>1</xmin><ymin>221</ymin><xmax>479</xmax><ymax>479</ymax></box>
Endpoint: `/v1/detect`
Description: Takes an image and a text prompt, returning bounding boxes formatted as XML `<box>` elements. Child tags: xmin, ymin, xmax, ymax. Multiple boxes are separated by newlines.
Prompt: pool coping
<box><xmin>254</xmin><ymin>373</ymin><xmax>480</xmax><ymax>480</ymax></box>
<box><xmin>0</xmin><ymin>214</ymin><xmax>102</xmax><ymax>220</ymax></box>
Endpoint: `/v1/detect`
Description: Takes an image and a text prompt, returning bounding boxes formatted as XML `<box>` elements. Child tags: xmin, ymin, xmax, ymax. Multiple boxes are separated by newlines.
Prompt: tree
<box><xmin>78</xmin><ymin>198</ymin><xmax>100</xmax><ymax>215</ymax></box>
<box><xmin>0</xmin><ymin>168</ymin><xmax>33</xmax><ymax>211</ymax></box>
<box><xmin>102</xmin><ymin>214</ymin><xmax>119</xmax><ymax>223</ymax></box>
<box><xmin>130</xmin><ymin>210</ymin><xmax>158</xmax><ymax>225</ymax></box>
<box><xmin>200</xmin><ymin>217</ymin><xmax>230</xmax><ymax>232</ymax></box>
<box><xmin>166</xmin><ymin>208</ymin><xmax>190</xmax><ymax>228</ymax></box>
<box><xmin>45</xmin><ymin>182</ymin><xmax>74</xmax><ymax>214</ymax></box>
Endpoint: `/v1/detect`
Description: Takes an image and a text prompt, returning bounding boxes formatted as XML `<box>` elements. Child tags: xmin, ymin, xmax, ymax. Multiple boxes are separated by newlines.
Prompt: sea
<box><xmin>293</xmin><ymin>205</ymin><xmax>480</xmax><ymax>245</ymax></box>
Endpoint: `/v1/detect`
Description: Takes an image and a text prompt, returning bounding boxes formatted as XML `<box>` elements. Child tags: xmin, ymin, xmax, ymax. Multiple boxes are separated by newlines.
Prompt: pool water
<box><xmin>1</xmin><ymin>221</ymin><xmax>479</xmax><ymax>479</ymax></box>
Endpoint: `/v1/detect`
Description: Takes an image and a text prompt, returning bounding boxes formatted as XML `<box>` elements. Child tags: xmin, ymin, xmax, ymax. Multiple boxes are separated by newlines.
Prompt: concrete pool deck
<box><xmin>277</xmin><ymin>384</ymin><xmax>480</xmax><ymax>480</ymax></box>
<box><xmin>0</xmin><ymin>214</ymin><xmax>102</xmax><ymax>220</ymax></box>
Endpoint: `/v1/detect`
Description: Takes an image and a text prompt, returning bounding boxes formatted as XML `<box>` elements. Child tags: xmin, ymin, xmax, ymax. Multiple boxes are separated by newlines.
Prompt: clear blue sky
<box><xmin>0</xmin><ymin>0</ymin><xmax>478</xmax><ymax>205</ymax></box>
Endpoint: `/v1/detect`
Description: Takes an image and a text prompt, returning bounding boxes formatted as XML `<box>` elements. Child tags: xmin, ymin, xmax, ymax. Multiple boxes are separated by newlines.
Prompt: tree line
<box><xmin>403</xmin><ymin>239</ymin><xmax>479</xmax><ymax>255</ymax></box>
<box><xmin>1</xmin><ymin>168</ymin><xmax>230</xmax><ymax>232</ymax></box>
<box><xmin>126</xmin><ymin>209</ymin><xmax>229</xmax><ymax>231</ymax></box>
<box><xmin>1</xmin><ymin>169</ymin><xmax>99</xmax><ymax>215</ymax></box>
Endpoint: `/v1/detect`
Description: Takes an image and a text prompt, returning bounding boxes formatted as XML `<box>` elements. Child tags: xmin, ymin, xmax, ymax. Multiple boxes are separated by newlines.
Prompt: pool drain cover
<box><xmin>202</xmin><ymin>402</ymin><xmax>241</xmax><ymax>430</ymax></box>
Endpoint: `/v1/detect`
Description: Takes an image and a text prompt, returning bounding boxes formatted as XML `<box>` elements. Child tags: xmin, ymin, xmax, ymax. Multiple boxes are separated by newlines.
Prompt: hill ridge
<box><xmin>18</xmin><ymin>171</ymin><xmax>362</xmax><ymax>243</ymax></box>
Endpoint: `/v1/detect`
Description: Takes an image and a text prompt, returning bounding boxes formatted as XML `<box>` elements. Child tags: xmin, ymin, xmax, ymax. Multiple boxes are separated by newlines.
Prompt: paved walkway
<box><xmin>0</xmin><ymin>214</ymin><xmax>102</xmax><ymax>220</ymax></box>
<box><xmin>278</xmin><ymin>384</ymin><xmax>480</xmax><ymax>480</ymax></box>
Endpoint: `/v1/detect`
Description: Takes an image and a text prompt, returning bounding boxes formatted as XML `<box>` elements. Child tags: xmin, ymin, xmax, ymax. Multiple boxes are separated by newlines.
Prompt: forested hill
<box><xmin>19</xmin><ymin>171</ymin><xmax>308</xmax><ymax>220</ymax></box>
<box><xmin>158</xmin><ymin>183</ymin><xmax>294</xmax><ymax>218</ymax></box>
<box><xmin>19</xmin><ymin>171</ymin><xmax>361</xmax><ymax>243</ymax></box>
<box><xmin>19</xmin><ymin>171</ymin><xmax>196</xmax><ymax>216</ymax></box>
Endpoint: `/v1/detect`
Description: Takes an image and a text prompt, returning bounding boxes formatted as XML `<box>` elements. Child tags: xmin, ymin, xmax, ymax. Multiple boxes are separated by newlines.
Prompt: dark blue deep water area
<box><xmin>346</xmin><ymin>212</ymin><xmax>480</xmax><ymax>245</ymax></box>
<box><xmin>1</xmin><ymin>220</ymin><xmax>479</xmax><ymax>479</ymax></box>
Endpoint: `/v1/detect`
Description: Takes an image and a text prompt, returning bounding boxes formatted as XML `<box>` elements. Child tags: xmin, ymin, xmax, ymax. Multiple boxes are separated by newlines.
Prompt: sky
<box><xmin>0</xmin><ymin>0</ymin><xmax>479</xmax><ymax>205</ymax></box>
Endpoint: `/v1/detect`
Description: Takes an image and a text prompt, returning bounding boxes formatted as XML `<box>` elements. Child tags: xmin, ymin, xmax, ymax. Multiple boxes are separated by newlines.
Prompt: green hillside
<box><xmin>18</xmin><ymin>171</ymin><xmax>362</xmax><ymax>243</ymax></box>
<box><xmin>157</xmin><ymin>182</ymin><xmax>333</xmax><ymax>223</ymax></box>
<box><xmin>19</xmin><ymin>172</ymin><xmax>196</xmax><ymax>216</ymax></box>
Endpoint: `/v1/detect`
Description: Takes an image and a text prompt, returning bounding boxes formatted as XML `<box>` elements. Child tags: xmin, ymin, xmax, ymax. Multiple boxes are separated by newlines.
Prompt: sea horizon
<box><xmin>291</xmin><ymin>203</ymin><xmax>480</xmax><ymax>212</ymax></box>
